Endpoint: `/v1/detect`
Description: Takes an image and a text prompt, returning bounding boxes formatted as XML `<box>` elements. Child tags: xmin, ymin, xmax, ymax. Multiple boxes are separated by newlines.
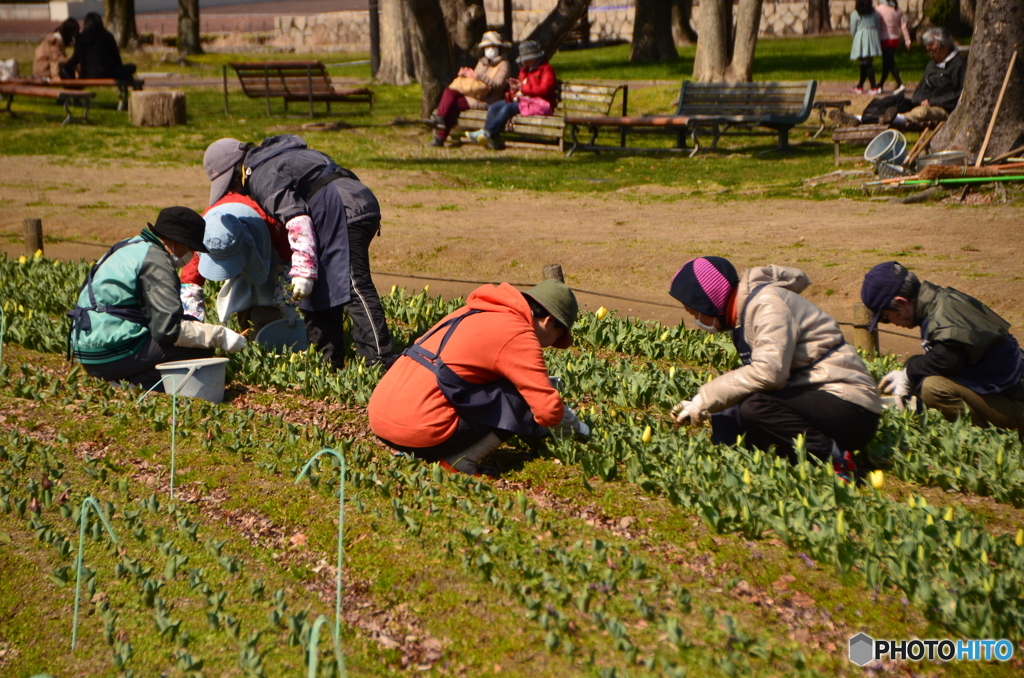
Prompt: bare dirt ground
<box><xmin>3</xmin><ymin>155</ymin><xmax>1023</xmax><ymax>357</ymax></box>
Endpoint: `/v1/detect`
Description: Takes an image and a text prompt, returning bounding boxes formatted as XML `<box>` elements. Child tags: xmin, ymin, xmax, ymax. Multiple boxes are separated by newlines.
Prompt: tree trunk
<box><xmin>807</xmin><ymin>0</ymin><xmax>831</xmax><ymax>34</ymax></box>
<box><xmin>177</xmin><ymin>0</ymin><xmax>202</xmax><ymax>55</ymax></box>
<box><xmin>671</xmin><ymin>0</ymin><xmax>698</xmax><ymax>47</ymax></box>
<box><xmin>104</xmin><ymin>0</ymin><xmax>138</xmax><ymax>50</ymax></box>
<box><xmin>129</xmin><ymin>90</ymin><xmax>186</xmax><ymax>126</ymax></box>
<box><xmin>693</xmin><ymin>0</ymin><xmax>762</xmax><ymax>81</ymax></box>
<box><xmin>631</xmin><ymin>0</ymin><xmax>678</xmax><ymax>61</ymax></box>
<box><xmin>692</xmin><ymin>0</ymin><xmax>732</xmax><ymax>81</ymax></box>
<box><xmin>526</xmin><ymin>0</ymin><xmax>592</xmax><ymax>59</ymax></box>
<box><xmin>441</xmin><ymin>0</ymin><xmax>488</xmax><ymax>69</ymax></box>
<box><xmin>405</xmin><ymin>0</ymin><xmax>456</xmax><ymax>118</ymax></box>
<box><xmin>726</xmin><ymin>0</ymin><xmax>763</xmax><ymax>81</ymax></box>
<box><xmin>959</xmin><ymin>0</ymin><xmax>976</xmax><ymax>28</ymax></box>
<box><xmin>932</xmin><ymin>0</ymin><xmax>1024</xmax><ymax>157</ymax></box>
<box><xmin>377</xmin><ymin>0</ymin><xmax>417</xmax><ymax>85</ymax></box>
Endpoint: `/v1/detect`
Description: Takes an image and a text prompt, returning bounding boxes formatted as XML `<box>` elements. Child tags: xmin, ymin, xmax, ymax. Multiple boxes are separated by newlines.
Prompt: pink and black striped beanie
<box><xmin>669</xmin><ymin>257</ymin><xmax>738</xmax><ymax>318</ymax></box>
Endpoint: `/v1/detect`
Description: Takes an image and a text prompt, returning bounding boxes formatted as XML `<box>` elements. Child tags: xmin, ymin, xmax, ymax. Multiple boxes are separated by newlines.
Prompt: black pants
<box><xmin>879</xmin><ymin>47</ymin><xmax>902</xmax><ymax>88</ymax></box>
<box><xmin>378</xmin><ymin>417</ymin><xmax>513</xmax><ymax>463</ymax></box>
<box><xmin>711</xmin><ymin>387</ymin><xmax>880</xmax><ymax>463</ymax></box>
<box><xmin>857</xmin><ymin>57</ymin><xmax>876</xmax><ymax>89</ymax></box>
<box><xmin>304</xmin><ymin>218</ymin><xmax>394</xmax><ymax>369</ymax></box>
<box><xmin>82</xmin><ymin>337</ymin><xmax>214</xmax><ymax>390</ymax></box>
<box><xmin>862</xmin><ymin>92</ymin><xmax>916</xmax><ymax>123</ymax></box>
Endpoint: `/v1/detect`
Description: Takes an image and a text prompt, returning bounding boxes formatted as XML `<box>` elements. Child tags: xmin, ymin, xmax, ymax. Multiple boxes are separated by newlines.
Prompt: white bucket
<box><xmin>155</xmin><ymin>357</ymin><xmax>230</xmax><ymax>403</ymax></box>
<box><xmin>254</xmin><ymin>317</ymin><xmax>309</xmax><ymax>354</ymax></box>
<box><xmin>865</xmin><ymin>129</ymin><xmax>907</xmax><ymax>166</ymax></box>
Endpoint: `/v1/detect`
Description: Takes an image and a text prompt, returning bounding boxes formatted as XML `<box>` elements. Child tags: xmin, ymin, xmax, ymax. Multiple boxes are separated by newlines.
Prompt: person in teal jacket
<box><xmin>849</xmin><ymin>0</ymin><xmax>882</xmax><ymax>94</ymax></box>
<box><xmin>68</xmin><ymin>206</ymin><xmax>249</xmax><ymax>389</ymax></box>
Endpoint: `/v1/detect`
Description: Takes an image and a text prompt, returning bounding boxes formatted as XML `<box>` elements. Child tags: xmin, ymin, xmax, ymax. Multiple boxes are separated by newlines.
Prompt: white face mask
<box><xmin>171</xmin><ymin>251</ymin><xmax>193</xmax><ymax>268</ymax></box>
<box><xmin>483</xmin><ymin>46</ymin><xmax>500</xmax><ymax>60</ymax></box>
<box><xmin>693</xmin><ymin>317</ymin><xmax>721</xmax><ymax>333</ymax></box>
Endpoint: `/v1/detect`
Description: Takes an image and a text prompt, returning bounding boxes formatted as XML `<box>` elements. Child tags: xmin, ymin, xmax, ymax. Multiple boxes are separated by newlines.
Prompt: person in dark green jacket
<box><xmin>68</xmin><ymin>206</ymin><xmax>248</xmax><ymax>389</ymax></box>
<box><xmin>861</xmin><ymin>261</ymin><xmax>1024</xmax><ymax>436</ymax></box>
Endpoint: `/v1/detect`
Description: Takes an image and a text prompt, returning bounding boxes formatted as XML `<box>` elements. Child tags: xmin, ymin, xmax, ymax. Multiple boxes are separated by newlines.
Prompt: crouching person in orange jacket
<box><xmin>368</xmin><ymin>280</ymin><xmax>590</xmax><ymax>475</ymax></box>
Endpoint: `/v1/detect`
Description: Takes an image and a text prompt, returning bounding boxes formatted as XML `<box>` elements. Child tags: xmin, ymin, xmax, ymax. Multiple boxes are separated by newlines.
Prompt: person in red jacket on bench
<box><xmin>465</xmin><ymin>40</ymin><xmax>557</xmax><ymax>151</ymax></box>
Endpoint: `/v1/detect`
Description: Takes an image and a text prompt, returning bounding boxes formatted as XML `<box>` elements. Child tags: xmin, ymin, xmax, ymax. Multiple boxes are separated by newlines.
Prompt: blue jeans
<box><xmin>484</xmin><ymin>100</ymin><xmax>520</xmax><ymax>136</ymax></box>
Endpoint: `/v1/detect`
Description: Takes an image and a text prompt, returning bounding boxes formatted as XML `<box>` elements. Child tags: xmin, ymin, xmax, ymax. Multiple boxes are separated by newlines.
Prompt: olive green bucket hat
<box><xmin>524</xmin><ymin>279</ymin><xmax>578</xmax><ymax>348</ymax></box>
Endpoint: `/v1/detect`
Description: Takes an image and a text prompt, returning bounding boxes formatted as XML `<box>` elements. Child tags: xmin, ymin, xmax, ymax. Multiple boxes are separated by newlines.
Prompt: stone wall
<box><xmin>272</xmin><ymin>0</ymin><xmax>928</xmax><ymax>53</ymax></box>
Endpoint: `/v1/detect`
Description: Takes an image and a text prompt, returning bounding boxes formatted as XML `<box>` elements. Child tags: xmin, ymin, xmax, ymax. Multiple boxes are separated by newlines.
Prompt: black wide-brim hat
<box><xmin>149</xmin><ymin>206</ymin><xmax>209</xmax><ymax>253</ymax></box>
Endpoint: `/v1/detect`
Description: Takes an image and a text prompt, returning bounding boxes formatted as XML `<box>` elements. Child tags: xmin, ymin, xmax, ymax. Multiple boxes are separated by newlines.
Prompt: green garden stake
<box><xmin>0</xmin><ymin>305</ymin><xmax>5</xmax><ymax>365</ymax></box>
<box><xmin>136</xmin><ymin>377</ymin><xmax>179</xmax><ymax>500</ymax></box>
<box><xmin>72</xmin><ymin>496</ymin><xmax>119</xmax><ymax>651</ymax></box>
<box><xmin>295</xmin><ymin>447</ymin><xmax>347</xmax><ymax>662</ymax></box>
<box><xmin>306</xmin><ymin>614</ymin><xmax>346</xmax><ymax>678</ymax></box>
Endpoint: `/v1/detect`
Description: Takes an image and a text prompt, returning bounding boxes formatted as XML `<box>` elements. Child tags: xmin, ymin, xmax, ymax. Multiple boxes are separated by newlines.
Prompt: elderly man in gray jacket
<box><xmin>202</xmin><ymin>135</ymin><xmax>394</xmax><ymax>369</ymax></box>
<box><xmin>668</xmin><ymin>257</ymin><xmax>883</xmax><ymax>481</ymax></box>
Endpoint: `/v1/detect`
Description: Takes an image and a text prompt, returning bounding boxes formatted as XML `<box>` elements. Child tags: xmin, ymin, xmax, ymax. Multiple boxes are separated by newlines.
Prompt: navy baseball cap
<box><xmin>861</xmin><ymin>261</ymin><xmax>907</xmax><ymax>333</ymax></box>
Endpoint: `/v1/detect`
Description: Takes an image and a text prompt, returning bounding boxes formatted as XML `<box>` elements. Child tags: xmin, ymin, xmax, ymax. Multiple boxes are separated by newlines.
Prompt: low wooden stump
<box><xmin>129</xmin><ymin>90</ymin><xmax>186</xmax><ymax>127</ymax></box>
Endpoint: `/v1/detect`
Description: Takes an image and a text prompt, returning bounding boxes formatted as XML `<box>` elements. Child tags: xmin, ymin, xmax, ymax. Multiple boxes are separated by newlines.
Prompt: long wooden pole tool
<box><xmin>976</xmin><ymin>49</ymin><xmax>1018</xmax><ymax>168</ymax></box>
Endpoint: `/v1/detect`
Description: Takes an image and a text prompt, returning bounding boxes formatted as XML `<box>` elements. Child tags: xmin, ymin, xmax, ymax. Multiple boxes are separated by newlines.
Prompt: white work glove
<box><xmin>291</xmin><ymin>277</ymin><xmax>314</xmax><ymax>301</ymax></box>
<box><xmin>879</xmin><ymin>369</ymin><xmax>911</xmax><ymax>410</ymax></box>
<box><xmin>175</xmin><ymin>320</ymin><xmax>245</xmax><ymax>353</ymax></box>
<box><xmin>552</xmin><ymin>406</ymin><xmax>591</xmax><ymax>440</ymax></box>
<box><xmin>671</xmin><ymin>393</ymin><xmax>706</xmax><ymax>424</ymax></box>
<box><xmin>221</xmin><ymin>328</ymin><xmax>248</xmax><ymax>353</ymax></box>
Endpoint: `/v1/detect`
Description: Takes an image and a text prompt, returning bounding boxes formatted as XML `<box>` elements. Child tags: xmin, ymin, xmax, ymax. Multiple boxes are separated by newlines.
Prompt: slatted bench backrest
<box><xmin>230</xmin><ymin>61</ymin><xmax>334</xmax><ymax>99</ymax></box>
<box><xmin>675</xmin><ymin>81</ymin><xmax>816</xmax><ymax>123</ymax></box>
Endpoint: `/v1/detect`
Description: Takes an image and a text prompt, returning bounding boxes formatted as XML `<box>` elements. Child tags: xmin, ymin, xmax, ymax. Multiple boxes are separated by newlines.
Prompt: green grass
<box><xmin>0</xmin><ymin>36</ymin><xmax>993</xmax><ymax>202</ymax></box>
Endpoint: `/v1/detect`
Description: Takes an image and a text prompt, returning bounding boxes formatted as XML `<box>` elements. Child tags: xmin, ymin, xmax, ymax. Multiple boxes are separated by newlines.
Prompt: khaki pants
<box><xmin>903</xmin><ymin>105</ymin><xmax>948</xmax><ymax>125</ymax></box>
<box><xmin>919</xmin><ymin>376</ymin><xmax>1024</xmax><ymax>434</ymax></box>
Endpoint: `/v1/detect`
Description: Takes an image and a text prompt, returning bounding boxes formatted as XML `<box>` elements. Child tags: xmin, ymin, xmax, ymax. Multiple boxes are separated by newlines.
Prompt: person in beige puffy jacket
<box><xmin>427</xmin><ymin>31</ymin><xmax>511</xmax><ymax>147</ymax></box>
<box><xmin>668</xmin><ymin>257</ymin><xmax>883</xmax><ymax>481</ymax></box>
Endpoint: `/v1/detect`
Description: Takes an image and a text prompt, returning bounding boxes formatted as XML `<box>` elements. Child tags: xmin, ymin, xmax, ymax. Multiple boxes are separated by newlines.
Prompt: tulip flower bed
<box><xmin>2</xmin><ymin>253</ymin><xmax>1024</xmax><ymax>677</ymax></box>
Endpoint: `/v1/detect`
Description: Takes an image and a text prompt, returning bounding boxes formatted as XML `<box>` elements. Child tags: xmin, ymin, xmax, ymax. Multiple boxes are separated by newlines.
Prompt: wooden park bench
<box><xmin>455</xmin><ymin>82</ymin><xmax>627</xmax><ymax>152</ymax></box>
<box><xmin>8</xmin><ymin>77</ymin><xmax>144</xmax><ymax>111</ymax></box>
<box><xmin>0</xmin><ymin>83</ymin><xmax>95</xmax><ymax>124</ymax></box>
<box><xmin>227</xmin><ymin>61</ymin><xmax>373</xmax><ymax>117</ymax></box>
<box><xmin>565</xmin><ymin>80</ymin><xmax>817</xmax><ymax>156</ymax></box>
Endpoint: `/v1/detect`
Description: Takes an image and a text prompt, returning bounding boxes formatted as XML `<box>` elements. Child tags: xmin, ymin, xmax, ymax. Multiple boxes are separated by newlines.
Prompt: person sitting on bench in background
<box><xmin>464</xmin><ymin>40</ymin><xmax>556</xmax><ymax>151</ymax></box>
<box><xmin>60</xmin><ymin>12</ymin><xmax>136</xmax><ymax>81</ymax></box>
<box><xmin>832</xmin><ymin>27</ymin><xmax>965</xmax><ymax>128</ymax></box>
<box><xmin>368</xmin><ymin>280</ymin><xmax>590</xmax><ymax>476</ymax></box>
<box><xmin>667</xmin><ymin>257</ymin><xmax>882</xmax><ymax>482</ymax></box>
<box><xmin>861</xmin><ymin>262</ymin><xmax>1024</xmax><ymax>437</ymax></box>
<box><xmin>34</xmin><ymin>17</ymin><xmax>79</xmax><ymax>79</ymax></box>
<box><xmin>427</xmin><ymin>31</ymin><xmax>511</xmax><ymax>148</ymax></box>
<box><xmin>68</xmin><ymin>207</ymin><xmax>248</xmax><ymax>390</ymax></box>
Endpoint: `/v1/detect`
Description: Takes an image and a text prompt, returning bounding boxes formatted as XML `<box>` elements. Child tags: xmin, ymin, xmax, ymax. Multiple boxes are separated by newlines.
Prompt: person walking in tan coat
<box><xmin>668</xmin><ymin>257</ymin><xmax>882</xmax><ymax>481</ymax></box>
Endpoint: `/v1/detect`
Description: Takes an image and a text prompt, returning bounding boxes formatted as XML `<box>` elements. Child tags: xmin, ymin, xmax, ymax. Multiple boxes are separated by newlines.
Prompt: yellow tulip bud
<box><xmin>595</xmin><ymin>306</ymin><xmax>609</xmax><ymax>321</ymax></box>
<box><xmin>390</xmin><ymin>285</ymin><xmax>397</xmax><ymax>295</ymax></box>
<box><xmin>918</xmin><ymin>544</ymin><xmax>926</xmax><ymax>562</ymax></box>
<box><xmin>33</xmin><ymin>249</ymin><xmax>42</xmax><ymax>261</ymax></box>
<box><xmin>908</xmin><ymin>495</ymin><xmax>916</xmax><ymax>509</ymax></box>
<box><xmin>669</xmin><ymin>366</ymin><xmax>676</xmax><ymax>379</ymax></box>
<box><xmin>997</xmin><ymin>448</ymin><xmax>1004</xmax><ymax>466</ymax></box>
<box><xmin>955</xmin><ymin>530</ymin><xmax>962</xmax><ymax>548</ymax></box>
<box><xmin>641</xmin><ymin>426</ymin><xmax>652</xmax><ymax>444</ymax></box>
<box><xmin>566</xmin><ymin>362</ymin><xmax>573</xmax><ymax>373</ymax></box>
<box><xmin>981</xmin><ymin>549</ymin><xmax>988</xmax><ymax>565</ymax></box>
<box><xmin>742</xmin><ymin>468</ymin><xmax>752</xmax><ymax>485</ymax></box>
<box><xmin>918</xmin><ymin>496</ymin><xmax>927</xmax><ymax>508</ymax></box>
<box><xmin>1016</xmin><ymin>529</ymin><xmax>1023</xmax><ymax>547</ymax></box>
<box><xmin>926</xmin><ymin>514</ymin><xmax>934</xmax><ymax>526</ymax></box>
<box><xmin>17</xmin><ymin>255</ymin><xmax>26</xmax><ymax>265</ymax></box>
<box><xmin>423</xmin><ymin>285</ymin><xmax>429</xmax><ymax>293</ymax></box>
<box><xmin>836</xmin><ymin>510</ymin><xmax>846</xmax><ymax>537</ymax></box>
<box><xmin>660</xmin><ymin>330</ymin><xmax>670</xmax><ymax>341</ymax></box>
<box><xmin>869</xmin><ymin>470</ymin><xmax>884</xmax><ymax>489</ymax></box>
<box><xmin>944</xmin><ymin>506</ymin><xmax>954</xmax><ymax>521</ymax></box>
